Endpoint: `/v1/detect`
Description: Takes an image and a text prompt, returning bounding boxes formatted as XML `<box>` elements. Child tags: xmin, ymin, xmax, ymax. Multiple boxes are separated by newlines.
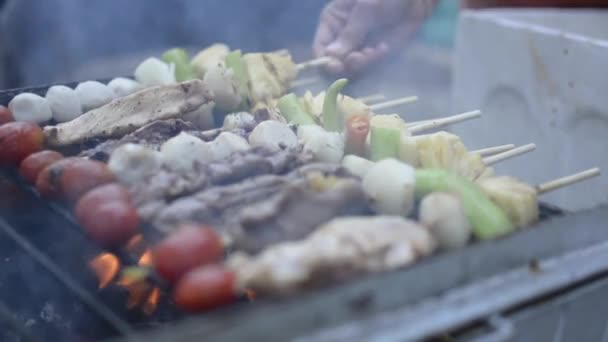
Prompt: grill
<box><xmin>0</xmin><ymin>84</ymin><xmax>607</xmax><ymax>341</ymax></box>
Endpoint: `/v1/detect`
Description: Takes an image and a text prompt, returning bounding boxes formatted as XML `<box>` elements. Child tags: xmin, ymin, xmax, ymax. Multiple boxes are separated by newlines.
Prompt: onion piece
<box><xmin>211</xmin><ymin>132</ymin><xmax>250</xmax><ymax>160</ymax></box>
<box><xmin>160</xmin><ymin>132</ymin><xmax>213</xmax><ymax>173</ymax></box>
<box><xmin>108</xmin><ymin>143</ymin><xmax>161</xmax><ymax>185</ymax></box>
<box><xmin>134</xmin><ymin>57</ymin><xmax>176</xmax><ymax>87</ymax></box>
<box><xmin>45</xmin><ymin>86</ymin><xmax>82</xmax><ymax>123</ymax></box>
<box><xmin>8</xmin><ymin>93</ymin><xmax>53</xmax><ymax>123</ymax></box>
<box><xmin>342</xmin><ymin>155</ymin><xmax>374</xmax><ymax>178</ymax></box>
<box><xmin>362</xmin><ymin>158</ymin><xmax>416</xmax><ymax>216</ymax></box>
<box><xmin>203</xmin><ymin>63</ymin><xmax>241</xmax><ymax>111</ymax></box>
<box><xmin>419</xmin><ymin>192</ymin><xmax>471</xmax><ymax>250</ymax></box>
<box><xmin>183</xmin><ymin>102</ymin><xmax>216</xmax><ymax>130</ymax></box>
<box><xmin>248</xmin><ymin>121</ymin><xmax>297</xmax><ymax>151</ymax></box>
<box><xmin>74</xmin><ymin>81</ymin><xmax>115</xmax><ymax>112</ymax></box>
<box><xmin>108</xmin><ymin>77</ymin><xmax>143</xmax><ymax>98</ymax></box>
<box><xmin>297</xmin><ymin>125</ymin><xmax>344</xmax><ymax>163</ymax></box>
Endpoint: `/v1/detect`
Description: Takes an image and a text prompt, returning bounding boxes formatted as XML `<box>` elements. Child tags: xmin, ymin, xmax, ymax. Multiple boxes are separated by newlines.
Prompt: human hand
<box><xmin>313</xmin><ymin>0</ymin><xmax>438</xmax><ymax>76</ymax></box>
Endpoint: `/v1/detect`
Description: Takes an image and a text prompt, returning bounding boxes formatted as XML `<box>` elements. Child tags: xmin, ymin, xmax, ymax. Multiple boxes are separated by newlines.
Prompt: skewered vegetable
<box><xmin>362</xmin><ymin>158</ymin><xmax>416</xmax><ymax>216</ymax></box>
<box><xmin>203</xmin><ymin>62</ymin><xmax>241</xmax><ymax>111</ymax></box>
<box><xmin>228</xmin><ymin>216</ymin><xmax>434</xmax><ymax>295</ymax></box>
<box><xmin>173</xmin><ymin>265</ymin><xmax>236</xmax><ymax>312</ymax></box>
<box><xmin>369</xmin><ymin>114</ymin><xmax>406</xmax><ymax>161</ymax></box>
<box><xmin>0</xmin><ymin>122</ymin><xmax>44</xmax><ymax>165</ymax></box>
<box><xmin>162</xmin><ymin>48</ymin><xmax>196</xmax><ymax>82</ymax></box>
<box><xmin>8</xmin><ymin>93</ymin><xmax>53</xmax><ymax>123</ymax></box>
<box><xmin>159</xmin><ymin>132</ymin><xmax>213</xmax><ymax>173</ymax></box>
<box><xmin>191</xmin><ymin>43</ymin><xmax>230</xmax><ymax>77</ymax></box>
<box><xmin>248</xmin><ymin>120</ymin><xmax>298</xmax><ymax>150</ymax></box>
<box><xmin>478</xmin><ymin>176</ymin><xmax>539</xmax><ymax>227</ymax></box>
<box><xmin>107</xmin><ymin>77</ymin><xmax>142</xmax><ymax>98</ymax></box>
<box><xmin>19</xmin><ymin>150</ymin><xmax>64</xmax><ymax>184</ymax></box>
<box><xmin>75</xmin><ymin>184</ymin><xmax>139</xmax><ymax>247</ymax></box>
<box><xmin>415</xmin><ymin>131</ymin><xmax>488</xmax><ymax>181</ymax></box>
<box><xmin>108</xmin><ymin>143</ymin><xmax>162</xmax><ymax>185</ymax></box>
<box><xmin>243</xmin><ymin>52</ymin><xmax>297</xmax><ymax>103</ymax></box>
<box><xmin>134</xmin><ymin>57</ymin><xmax>176</xmax><ymax>87</ymax></box>
<box><xmin>415</xmin><ymin>169</ymin><xmax>513</xmax><ymax>240</ymax></box>
<box><xmin>224</xmin><ymin>50</ymin><xmax>250</xmax><ymax>104</ymax></box>
<box><xmin>43</xmin><ymin>80</ymin><xmax>212</xmax><ymax>147</ymax></box>
<box><xmin>419</xmin><ymin>192</ymin><xmax>471</xmax><ymax>249</ymax></box>
<box><xmin>341</xmin><ymin>154</ymin><xmax>374</xmax><ymax>178</ymax></box>
<box><xmin>297</xmin><ymin>125</ymin><xmax>344</xmax><ymax>163</ymax></box>
<box><xmin>45</xmin><ymin>85</ymin><xmax>82</xmax><ymax>123</ymax></box>
<box><xmin>277</xmin><ymin>93</ymin><xmax>316</xmax><ymax>125</ymax></box>
<box><xmin>74</xmin><ymin>81</ymin><xmax>115</xmax><ymax>113</ymax></box>
<box><xmin>322</xmin><ymin>79</ymin><xmax>348</xmax><ymax>132</ymax></box>
<box><xmin>36</xmin><ymin>158</ymin><xmax>115</xmax><ymax>201</ymax></box>
<box><xmin>345</xmin><ymin>114</ymin><xmax>370</xmax><ymax>157</ymax></box>
<box><xmin>153</xmin><ymin>224</ymin><xmax>224</xmax><ymax>283</ymax></box>
<box><xmin>211</xmin><ymin>132</ymin><xmax>250</xmax><ymax>160</ymax></box>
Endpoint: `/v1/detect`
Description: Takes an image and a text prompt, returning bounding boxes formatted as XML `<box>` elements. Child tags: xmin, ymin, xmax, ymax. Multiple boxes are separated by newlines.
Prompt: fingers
<box><xmin>344</xmin><ymin>43</ymin><xmax>389</xmax><ymax>72</ymax></box>
<box><xmin>324</xmin><ymin>0</ymin><xmax>378</xmax><ymax>58</ymax></box>
<box><xmin>313</xmin><ymin>0</ymin><xmax>357</xmax><ymax>58</ymax></box>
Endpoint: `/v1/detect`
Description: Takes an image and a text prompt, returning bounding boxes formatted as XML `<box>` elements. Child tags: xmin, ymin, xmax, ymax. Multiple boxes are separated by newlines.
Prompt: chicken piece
<box><xmin>227</xmin><ymin>216</ymin><xmax>435</xmax><ymax>295</ymax></box>
<box><xmin>477</xmin><ymin>176</ymin><xmax>539</xmax><ymax>227</ymax></box>
<box><xmin>191</xmin><ymin>43</ymin><xmax>230</xmax><ymax>78</ymax></box>
<box><xmin>419</xmin><ymin>192</ymin><xmax>471</xmax><ymax>250</ymax></box>
<box><xmin>43</xmin><ymin>80</ymin><xmax>213</xmax><ymax>147</ymax></box>
<box><xmin>244</xmin><ymin>52</ymin><xmax>297</xmax><ymax>103</ymax></box>
<box><xmin>414</xmin><ymin>131</ymin><xmax>487</xmax><ymax>181</ymax></box>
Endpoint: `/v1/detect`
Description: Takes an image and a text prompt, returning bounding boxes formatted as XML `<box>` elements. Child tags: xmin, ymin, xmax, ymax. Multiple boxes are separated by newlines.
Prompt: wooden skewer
<box><xmin>536</xmin><ymin>168</ymin><xmax>601</xmax><ymax>195</ymax></box>
<box><xmin>359</xmin><ymin>94</ymin><xmax>386</xmax><ymax>104</ymax></box>
<box><xmin>483</xmin><ymin>143</ymin><xmax>536</xmax><ymax>166</ymax></box>
<box><xmin>370</xmin><ymin>96</ymin><xmax>418</xmax><ymax>111</ymax></box>
<box><xmin>471</xmin><ymin>144</ymin><xmax>516</xmax><ymax>157</ymax></box>
<box><xmin>409</xmin><ymin>110</ymin><xmax>482</xmax><ymax>134</ymax></box>
<box><xmin>290</xmin><ymin>77</ymin><xmax>321</xmax><ymax>89</ymax></box>
<box><xmin>296</xmin><ymin>56</ymin><xmax>333</xmax><ymax>71</ymax></box>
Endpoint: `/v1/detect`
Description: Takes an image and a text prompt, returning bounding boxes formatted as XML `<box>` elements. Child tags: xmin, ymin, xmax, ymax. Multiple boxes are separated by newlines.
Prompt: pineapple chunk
<box><xmin>244</xmin><ymin>52</ymin><xmax>297</xmax><ymax>103</ymax></box>
<box><xmin>477</xmin><ymin>176</ymin><xmax>539</xmax><ymax>228</ymax></box>
<box><xmin>414</xmin><ymin>131</ymin><xmax>487</xmax><ymax>181</ymax></box>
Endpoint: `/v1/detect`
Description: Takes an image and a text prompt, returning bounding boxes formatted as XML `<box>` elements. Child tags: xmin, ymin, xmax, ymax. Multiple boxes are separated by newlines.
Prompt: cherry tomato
<box><xmin>36</xmin><ymin>158</ymin><xmax>114</xmax><ymax>201</ymax></box>
<box><xmin>173</xmin><ymin>265</ymin><xmax>236</xmax><ymax>312</ymax></box>
<box><xmin>74</xmin><ymin>183</ymin><xmax>131</xmax><ymax>223</ymax></box>
<box><xmin>0</xmin><ymin>122</ymin><xmax>44</xmax><ymax>165</ymax></box>
<box><xmin>153</xmin><ymin>224</ymin><xmax>224</xmax><ymax>283</ymax></box>
<box><xmin>77</xmin><ymin>200</ymin><xmax>139</xmax><ymax>247</ymax></box>
<box><xmin>19</xmin><ymin>150</ymin><xmax>64</xmax><ymax>184</ymax></box>
<box><xmin>0</xmin><ymin>105</ymin><xmax>13</xmax><ymax>125</ymax></box>
<box><xmin>345</xmin><ymin>114</ymin><xmax>370</xmax><ymax>156</ymax></box>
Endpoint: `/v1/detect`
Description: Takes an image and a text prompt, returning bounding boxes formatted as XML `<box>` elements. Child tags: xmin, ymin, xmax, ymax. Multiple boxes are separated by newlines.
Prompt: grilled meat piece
<box><xmin>153</xmin><ymin>164</ymin><xmax>373</xmax><ymax>254</ymax></box>
<box><xmin>43</xmin><ymin>80</ymin><xmax>213</xmax><ymax>147</ymax></box>
<box><xmin>130</xmin><ymin>146</ymin><xmax>313</xmax><ymax>220</ymax></box>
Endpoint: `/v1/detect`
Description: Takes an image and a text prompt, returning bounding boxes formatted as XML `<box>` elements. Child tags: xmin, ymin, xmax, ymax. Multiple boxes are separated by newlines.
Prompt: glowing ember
<box><xmin>89</xmin><ymin>253</ymin><xmax>120</xmax><ymax>289</ymax></box>
<box><xmin>143</xmin><ymin>287</ymin><xmax>161</xmax><ymax>316</ymax></box>
<box><xmin>138</xmin><ymin>249</ymin><xmax>153</xmax><ymax>267</ymax></box>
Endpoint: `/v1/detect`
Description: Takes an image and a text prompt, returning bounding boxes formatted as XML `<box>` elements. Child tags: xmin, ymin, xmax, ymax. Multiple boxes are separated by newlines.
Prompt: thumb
<box><xmin>324</xmin><ymin>0</ymin><xmax>378</xmax><ymax>58</ymax></box>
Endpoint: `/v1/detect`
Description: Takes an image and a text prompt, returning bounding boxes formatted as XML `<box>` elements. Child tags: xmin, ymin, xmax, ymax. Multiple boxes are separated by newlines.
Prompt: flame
<box><xmin>89</xmin><ymin>253</ymin><xmax>120</xmax><ymax>289</ymax></box>
<box><xmin>143</xmin><ymin>287</ymin><xmax>161</xmax><ymax>315</ymax></box>
<box><xmin>138</xmin><ymin>250</ymin><xmax>153</xmax><ymax>267</ymax></box>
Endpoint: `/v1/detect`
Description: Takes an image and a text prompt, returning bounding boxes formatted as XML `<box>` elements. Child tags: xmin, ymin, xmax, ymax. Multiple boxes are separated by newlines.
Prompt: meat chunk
<box><xmin>227</xmin><ymin>216</ymin><xmax>435</xmax><ymax>295</ymax></box>
<box><xmin>129</xmin><ymin>146</ymin><xmax>314</xmax><ymax>220</ymax></box>
<box><xmin>153</xmin><ymin>164</ymin><xmax>372</xmax><ymax>254</ymax></box>
<box><xmin>43</xmin><ymin>80</ymin><xmax>213</xmax><ymax>147</ymax></box>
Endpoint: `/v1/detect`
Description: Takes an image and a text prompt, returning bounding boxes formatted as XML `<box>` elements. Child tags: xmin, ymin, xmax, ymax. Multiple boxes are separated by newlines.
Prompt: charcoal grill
<box><xmin>0</xmin><ymin>84</ymin><xmax>607</xmax><ymax>341</ymax></box>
